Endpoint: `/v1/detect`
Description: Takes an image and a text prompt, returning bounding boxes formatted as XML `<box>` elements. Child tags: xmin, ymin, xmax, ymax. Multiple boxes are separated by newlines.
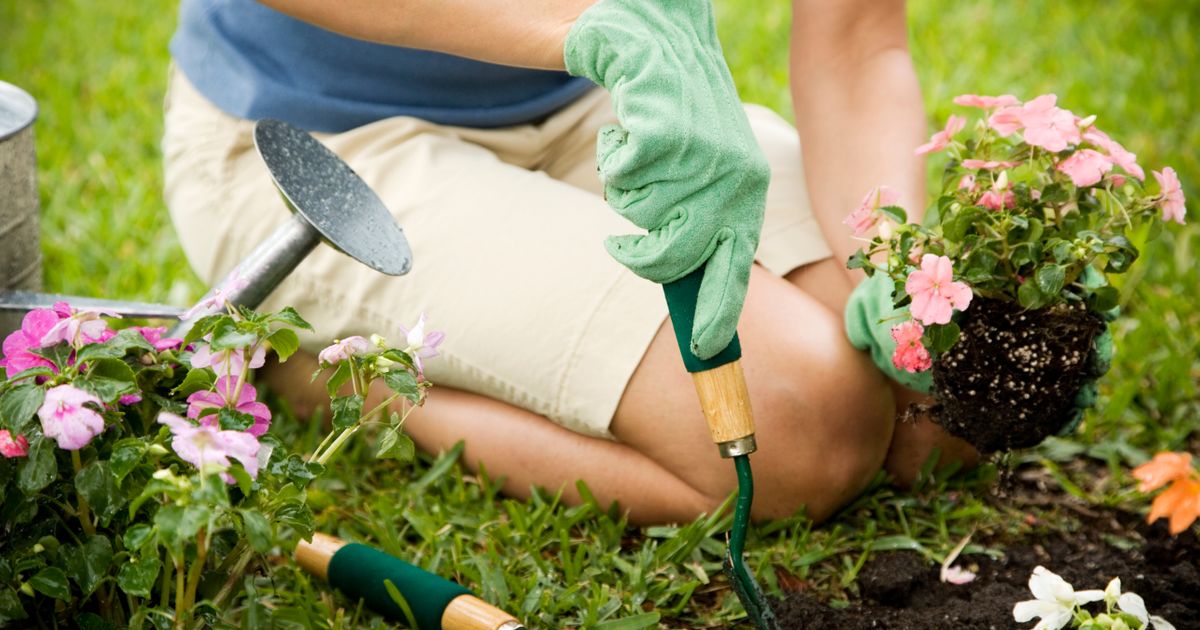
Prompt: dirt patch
<box><xmin>772</xmin><ymin>503</ymin><xmax>1199</xmax><ymax>629</ymax></box>
<box><xmin>930</xmin><ymin>297</ymin><xmax>1105</xmax><ymax>453</ymax></box>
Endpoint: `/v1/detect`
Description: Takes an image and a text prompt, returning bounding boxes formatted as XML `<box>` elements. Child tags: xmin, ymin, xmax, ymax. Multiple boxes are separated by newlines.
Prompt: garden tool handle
<box><xmin>295</xmin><ymin>533</ymin><xmax>524</xmax><ymax>630</ymax></box>
<box><xmin>663</xmin><ymin>265</ymin><xmax>758</xmax><ymax>458</ymax></box>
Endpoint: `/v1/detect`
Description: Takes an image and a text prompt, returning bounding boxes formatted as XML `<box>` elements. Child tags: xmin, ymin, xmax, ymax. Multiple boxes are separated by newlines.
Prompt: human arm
<box><xmin>256</xmin><ymin>0</ymin><xmax>595</xmax><ymax>70</ymax></box>
<box><xmin>790</xmin><ymin>0</ymin><xmax>926</xmax><ymax>285</ymax></box>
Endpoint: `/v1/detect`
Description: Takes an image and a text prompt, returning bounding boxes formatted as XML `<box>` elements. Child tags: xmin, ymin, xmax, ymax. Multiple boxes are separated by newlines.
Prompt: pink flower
<box><xmin>961</xmin><ymin>159</ymin><xmax>1021</xmax><ymax>170</ymax></box>
<box><xmin>987</xmin><ymin>106</ymin><xmax>1024</xmax><ymax>136</ymax></box>
<box><xmin>1017</xmin><ymin>94</ymin><xmax>1080</xmax><ymax>152</ymax></box>
<box><xmin>890</xmin><ymin>320</ymin><xmax>932</xmax><ymax>373</ymax></box>
<box><xmin>915</xmin><ymin>115</ymin><xmax>966</xmax><ymax>156</ymax></box>
<box><xmin>940</xmin><ymin>565</ymin><xmax>977</xmax><ymax>585</ymax></box>
<box><xmin>958</xmin><ymin>174</ymin><xmax>977</xmax><ymax>191</ymax></box>
<box><xmin>190</xmin><ymin>342</ymin><xmax>266</xmax><ymax>379</ymax></box>
<box><xmin>134</xmin><ymin>326</ymin><xmax>184</xmax><ymax>351</ymax></box>
<box><xmin>318</xmin><ymin>336</ymin><xmax>370</xmax><ymax>366</ymax></box>
<box><xmin>843</xmin><ymin>185</ymin><xmax>902</xmax><ymax>236</ymax></box>
<box><xmin>119</xmin><ymin>394</ymin><xmax>143</xmax><ymax>406</ymax></box>
<box><xmin>180</xmin><ymin>271</ymin><xmax>250</xmax><ymax>320</ymax></box>
<box><xmin>0</xmin><ymin>430</ymin><xmax>29</xmax><ymax>458</ymax></box>
<box><xmin>39</xmin><ymin>306</ymin><xmax>120</xmax><ymax>348</ymax></box>
<box><xmin>158</xmin><ymin>412</ymin><xmax>260</xmax><ymax>481</ymax></box>
<box><xmin>1056</xmin><ymin>149</ymin><xmax>1113</xmax><ymax>187</ymax></box>
<box><xmin>905</xmin><ymin>254</ymin><xmax>972</xmax><ymax>326</ymax></box>
<box><xmin>1083</xmin><ymin>128</ymin><xmax>1144</xmax><ymax>180</ymax></box>
<box><xmin>978</xmin><ymin>189</ymin><xmax>1016</xmax><ymax>211</ymax></box>
<box><xmin>186</xmin><ymin>376</ymin><xmax>271</xmax><ymax>436</ymax></box>
<box><xmin>1154</xmin><ymin>167</ymin><xmax>1187</xmax><ymax>225</ymax></box>
<box><xmin>399</xmin><ymin>314</ymin><xmax>445</xmax><ymax>377</ymax></box>
<box><xmin>1</xmin><ymin>308</ymin><xmax>64</xmax><ymax>378</ymax></box>
<box><xmin>953</xmin><ymin>94</ymin><xmax>1020</xmax><ymax>109</ymax></box>
<box><xmin>38</xmin><ymin>384</ymin><xmax>105</xmax><ymax>450</ymax></box>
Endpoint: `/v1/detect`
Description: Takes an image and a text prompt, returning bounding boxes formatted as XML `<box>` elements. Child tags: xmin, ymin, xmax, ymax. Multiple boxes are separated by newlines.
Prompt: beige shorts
<box><xmin>162</xmin><ymin>68</ymin><xmax>831</xmax><ymax>439</ymax></box>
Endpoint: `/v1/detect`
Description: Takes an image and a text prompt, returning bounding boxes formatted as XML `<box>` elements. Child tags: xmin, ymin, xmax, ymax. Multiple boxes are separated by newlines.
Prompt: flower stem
<box><xmin>182</xmin><ymin>529</ymin><xmax>208</xmax><ymax>614</ymax></box>
<box><xmin>316</xmin><ymin>425</ymin><xmax>361</xmax><ymax>466</ymax></box>
<box><xmin>174</xmin><ymin>557</ymin><xmax>186</xmax><ymax>628</ymax></box>
<box><xmin>71</xmin><ymin>450</ymin><xmax>97</xmax><ymax>536</ymax></box>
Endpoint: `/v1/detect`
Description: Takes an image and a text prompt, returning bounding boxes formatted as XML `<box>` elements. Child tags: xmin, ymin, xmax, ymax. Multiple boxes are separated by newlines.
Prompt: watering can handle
<box><xmin>663</xmin><ymin>264</ymin><xmax>758</xmax><ymax>457</ymax></box>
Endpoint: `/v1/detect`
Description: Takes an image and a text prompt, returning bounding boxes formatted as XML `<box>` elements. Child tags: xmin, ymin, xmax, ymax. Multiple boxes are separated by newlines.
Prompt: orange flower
<box><xmin>1134</xmin><ymin>452</ymin><xmax>1200</xmax><ymax>535</ymax></box>
<box><xmin>1132</xmin><ymin>452</ymin><xmax>1194</xmax><ymax>492</ymax></box>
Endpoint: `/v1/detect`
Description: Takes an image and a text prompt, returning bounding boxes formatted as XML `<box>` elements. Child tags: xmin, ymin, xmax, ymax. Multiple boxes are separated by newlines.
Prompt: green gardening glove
<box><xmin>564</xmin><ymin>0</ymin><xmax>770</xmax><ymax>360</ymax></box>
<box><xmin>1060</xmin><ymin>310</ymin><xmax>1115</xmax><ymax>435</ymax></box>
<box><xmin>844</xmin><ymin>273</ymin><xmax>935</xmax><ymax>393</ymax></box>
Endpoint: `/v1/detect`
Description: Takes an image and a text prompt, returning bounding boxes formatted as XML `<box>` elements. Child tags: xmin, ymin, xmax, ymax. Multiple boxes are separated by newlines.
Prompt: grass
<box><xmin>1</xmin><ymin>1</ymin><xmax>1197</xmax><ymax>627</ymax></box>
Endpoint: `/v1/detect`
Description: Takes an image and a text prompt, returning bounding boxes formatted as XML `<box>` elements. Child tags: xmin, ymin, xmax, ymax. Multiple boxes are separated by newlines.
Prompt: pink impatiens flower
<box><xmin>133</xmin><ymin>326</ymin><xmax>184</xmax><ymax>351</ymax></box>
<box><xmin>915</xmin><ymin>115</ymin><xmax>966</xmax><ymax>156</ymax></box>
<box><xmin>843</xmin><ymin>185</ymin><xmax>902</xmax><ymax>236</ymax></box>
<box><xmin>961</xmin><ymin>159</ymin><xmax>1021</xmax><ymax>170</ymax></box>
<box><xmin>38</xmin><ymin>384</ymin><xmax>105</xmax><ymax>450</ymax></box>
<box><xmin>180</xmin><ymin>271</ymin><xmax>250</xmax><ymax>321</ymax></box>
<box><xmin>1153</xmin><ymin>166</ymin><xmax>1187</xmax><ymax>225</ymax></box>
<box><xmin>0</xmin><ymin>430</ymin><xmax>29</xmax><ymax>458</ymax></box>
<box><xmin>958</xmin><ymin>174</ymin><xmax>977</xmax><ymax>191</ymax></box>
<box><xmin>953</xmin><ymin>94</ymin><xmax>1020</xmax><ymax>109</ymax></box>
<box><xmin>186</xmin><ymin>376</ymin><xmax>271</xmax><ymax>436</ymax></box>
<box><xmin>987</xmin><ymin>106</ymin><xmax>1024</xmax><ymax>136</ymax></box>
<box><xmin>890</xmin><ymin>320</ymin><xmax>932</xmax><ymax>373</ymax></box>
<box><xmin>1056</xmin><ymin>149</ymin><xmax>1114</xmax><ymax>187</ymax></box>
<box><xmin>399</xmin><ymin>314</ymin><xmax>445</xmax><ymax>377</ymax></box>
<box><xmin>1</xmin><ymin>308</ymin><xmax>64</xmax><ymax>378</ymax></box>
<box><xmin>905</xmin><ymin>254</ymin><xmax>973</xmax><ymax>326</ymax></box>
<box><xmin>317</xmin><ymin>335</ymin><xmax>370</xmax><ymax>366</ymax></box>
<box><xmin>158</xmin><ymin>412</ymin><xmax>260</xmax><ymax>481</ymax></box>
<box><xmin>1083</xmin><ymin>128</ymin><xmax>1144</xmax><ymax>180</ymax></box>
<box><xmin>190</xmin><ymin>342</ymin><xmax>266</xmax><ymax>380</ymax></box>
<box><xmin>40</xmin><ymin>306</ymin><xmax>120</xmax><ymax>348</ymax></box>
<box><xmin>1017</xmin><ymin>94</ymin><xmax>1081</xmax><ymax>152</ymax></box>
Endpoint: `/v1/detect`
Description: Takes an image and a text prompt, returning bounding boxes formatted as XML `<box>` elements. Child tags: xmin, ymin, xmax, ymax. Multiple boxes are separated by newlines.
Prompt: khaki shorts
<box><xmin>162</xmin><ymin>67</ymin><xmax>831</xmax><ymax>439</ymax></box>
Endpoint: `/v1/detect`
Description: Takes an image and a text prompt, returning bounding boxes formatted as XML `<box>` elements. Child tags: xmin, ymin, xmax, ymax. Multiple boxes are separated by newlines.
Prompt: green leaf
<box><xmin>879</xmin><ymin>205</ymin><xmax>907</xmax><ymax>224</ymax></box>
<box><xmin>595</xmin><ymin>613</ymin><xmax>662</xmax><ymax>629</ymax></box>
<box><xmin>172</xmin><ymin>367</ymin><xmax>214</xmax><ymax>397</ymax></box>
<box><xmin>1035</xmin><ymin>265</ymin><xmax>1067</xmax><ymax>296</ymax></box>
<box><xmin>376</xmin><ymin>429</ymin><xmax>415</xmax><ymax>462</ymax></box>
<box><xmin>155</xmin><ymin>504</ymin><xmax>211</xmax><ymax>552</ymax></box>
<box><xmin>62</xmin><ymin>535</ymin><xmax>113</xmax><ymax>597</ymax></box>
<box><xmin>218</xmin><ymin>408</ymin><xmax>255</xmax><ymax>432</ymax></box>
<box><xmin>210</xmin><ymin>318</ymin><xmax>259</xmax><ymax>351</ymax></box>
<box><xmin>4</xmin><ymin>366</ymin><xmax>54</xmax><ymax>383</ymax></box>
<box><xmin>845</xmin><ymin>249</ymin><xmax>870</xmax><ymax>271</ymax></box>
<box><xmin>0</xmin><ymin>587</ymin><xmax>27</xmax><ymax>623</ymax></box>
<box><xmin>1089</xmin><ymin>286</ymin><xmax>1120</xmax><ymax>312</ymax></box>
<box><xmin>273</xmin><ymin>501</ymin><xmax>316</xmax><ymax>539</ymax></box>
<box><xmin>228</xmin><ymin>465</ymin><xmax>254</xmax><ymax>495</ymax></box>
<box><xmin>110</xmin><ymin>439</ymin><xmax>147</xmax><ymax>483</ymax></box>
<box><xmin>923</xmin><ymin>322</ymin><xmax>961</xmax><ymax>354</ymax></box>
<box><xmin>80</xmin><ymin>358</ymin><xmax>138</xmax><ymax>403</ymax></box>
<box><xmin>116</xmin><ymin>555</ymin><xmax>161</xmax><ymax>598</ymax></box>
<box><xmin>123</xmin><ymin>524</ymin><xmax>155</xmax><ymax>552</ymax></box>
<box><xmin>324</xmin><ymin>361</ymin><xmax>352</xmax><ymax>398</ymax></box>
<box><xmin>383</xmin><ymin>370</ymin><xmax>421</xmax><ymax>404</ymax></box>
<box><xmin>1018</xmin><ymin>281</ymin><xmax>1046</xmax><ymax>309</ymax></box>
<box><xmin>266</xmin><ymin>328</ymin><xmax>300</xmax><ymax>362</ymax></box>
<box><xmin>17</xmin><ymin>438</ymin><xmax>58</xmax><ymax>495</ymax></box>
<box><xmin>945</xmin><ymin>206</ymin><xmax>985</xmax><ymax>242</ymax></box>
<box><xmin>268</xmin><ymin>306</ymin><xmax>313</xmax><ymax>331</ymax></box>
<box><xmin>239</xmin><ymin>510</ymin><xmax>273</xmax><ymax>553</ymax></box>
<box><xmin>77</xmin><ymin>461</ymin><xmax>124</xmax><ymax>524</ymax></box>
<box><xmin>29</xmin><ymin>566</ymin><xmax>72</xmax><ymax>600</ymax></box>
<box><xmin>331</xmin><ymin>394</ymin><xmax>364</xmax><ymax>430</ymax></box>
<box><xmin>76</xmin><ymin>329</ymin><xmax>155</xmax><ymax>364</ymax></box>
<box><xmin>182</xmin><ymin>314</ymin><xmax>226</xmax><ymax>349</ymax></box>
<box><xmin>0</xmin><ymin>384</ymin><xmax>44</xmax><ymax>435</ymax></box>
<box><xmin>382</xmin><ymin>579</ymin><xmax>420</xmax><ymax>629</ymax></box>
<box><xmin>270</xmin><ymin>454</ymin><xmax>323</xmax><ymax>485</ymax></box>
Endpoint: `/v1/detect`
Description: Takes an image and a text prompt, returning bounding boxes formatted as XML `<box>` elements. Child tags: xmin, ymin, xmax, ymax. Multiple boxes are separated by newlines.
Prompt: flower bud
<box><xmin>148</xmin><ymin>443</ymin><xmax>169</xmax><ymax>456</ymax></box>
<box><xmin>375</xmin><ymin>357</ymin><xmax>396</xmax><ymax>372</ymax></box>
<box><xmin>995</xmin><ymin>170</ymin><xmax>1009</xmax><ymax>190</ymax></box>
<box><xmin>20</xmin><ymin>582</ymin><xmax>34</xmax><ymax>597</ymax></box>
<box><xmin>152</xmin><ymin>468</ymin><xmax>174</xmax><ymax>480</ymax></box>
<box><xmin>878</xmin><ymin>220</ymin><xmax>895</xmax><ymax>241</ymax></box>
<box><xmin>1078</xmin><ymin>114</ymin><xmax>1097</xmax><ymax>128</ymax></box>
<box><xmin>370</xmin><ymin>334</ymin><xmax>388</xmax><ymax>349</ymax></box>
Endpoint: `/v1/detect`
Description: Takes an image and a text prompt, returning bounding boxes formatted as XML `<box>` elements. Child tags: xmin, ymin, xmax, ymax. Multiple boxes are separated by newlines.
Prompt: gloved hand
<box><xmin>1060</xmin><ymin>310</ymin><xmax>1115</xmax><ymax>435</ymax></box>
<box><xmin>843</xmin><ymin>273</ymin><xmax>935</xmax><ymax>393</ymax></box>
<box><xmin>564</xmin><ymin>0</ymin><xmax>769</xmax><ymax>360</ymax></box>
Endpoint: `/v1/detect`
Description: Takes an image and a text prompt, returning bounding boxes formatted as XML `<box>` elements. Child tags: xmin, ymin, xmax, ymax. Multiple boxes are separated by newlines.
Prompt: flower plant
<box><xmin>1132</xmin><ymin>452</ymin><xmax>1200</xmax><ymax>535</ymax></box>
<box><xmin>0</xmin><ymin>301</ymin><xmax>434</xmax><ymax>628</ymax></box>
<box><xmin>846</xmin><ymin>93</ymin><xmax>1186</xmax><ymax>367</ymax></box>
<box><xmin>1013</xmin><ymin>566</ymin><xmax>1175</xmax><ymax>630</ymax></box>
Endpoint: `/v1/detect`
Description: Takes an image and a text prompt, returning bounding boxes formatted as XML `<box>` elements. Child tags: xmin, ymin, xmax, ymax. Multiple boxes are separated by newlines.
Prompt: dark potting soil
<box><xmin>930</xmin><ymin>297</ymin><xmax>1105</xmax><ymax>453</ymax></box>
<box><xmin>771</xmin><ymin>504</ymin><xmax>1200</xmax><ymax>629</ymax></box>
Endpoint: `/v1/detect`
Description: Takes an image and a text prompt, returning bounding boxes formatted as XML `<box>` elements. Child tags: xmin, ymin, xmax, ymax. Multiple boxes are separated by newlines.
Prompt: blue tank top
<box><xmin>171</xmin><ymin>0</ymin><xmax>596</xmax><ymax>132</ymax></box>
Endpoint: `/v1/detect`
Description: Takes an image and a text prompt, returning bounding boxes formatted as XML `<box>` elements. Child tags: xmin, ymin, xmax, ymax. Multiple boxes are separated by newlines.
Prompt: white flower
<box><xmin>1117</xmin><ymin>591</ymin><xmax>1176</xmax><ymax>630</ymax></box>
<box><xmin>1013</xmin><ymin>566</ymin><xmax>1105</xmax><ymax>629</ymax></box>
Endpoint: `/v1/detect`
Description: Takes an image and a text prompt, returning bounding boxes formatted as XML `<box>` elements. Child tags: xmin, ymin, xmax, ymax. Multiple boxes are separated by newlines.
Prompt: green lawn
<box><xmin>1</xmin><ymin>1</ymin><xmax>1197</xmax><ymax>627</ymax></box>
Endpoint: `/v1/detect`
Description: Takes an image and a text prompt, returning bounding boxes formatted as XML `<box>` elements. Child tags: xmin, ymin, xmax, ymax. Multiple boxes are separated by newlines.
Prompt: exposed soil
<box><xmin>930</xmin><ymin>297</ymin><xmax>1105</xmax><ymax>453</ymax></box>
<box><xmin>771</xmin><ymin>475</ymin><xmax>1200</xmax><ymax>630</ymax></box>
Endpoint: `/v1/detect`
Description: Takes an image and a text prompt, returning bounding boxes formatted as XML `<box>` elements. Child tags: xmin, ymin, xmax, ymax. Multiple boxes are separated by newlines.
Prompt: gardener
<box><xmin>163</xmin><ymin>0</ymin><xmax>977</xmax><ymax>525</ymax></box>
